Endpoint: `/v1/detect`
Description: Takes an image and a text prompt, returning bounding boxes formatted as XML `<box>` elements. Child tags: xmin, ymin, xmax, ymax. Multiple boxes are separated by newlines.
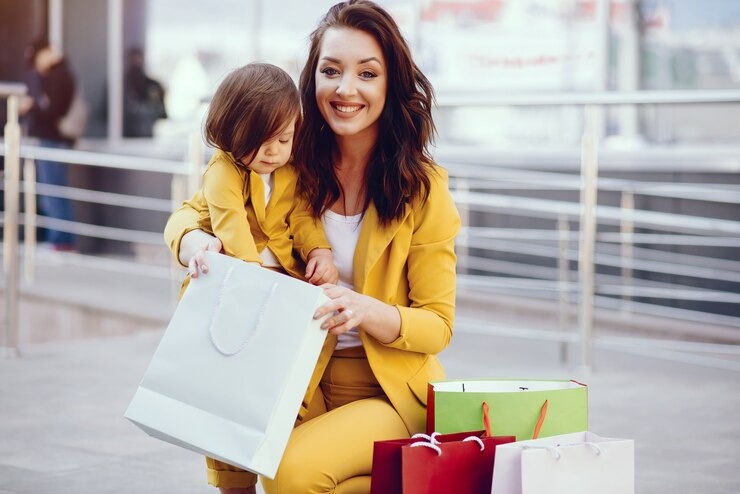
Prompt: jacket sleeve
<box><xmin>165</xmin><ymin>191</ymin><xmax>209</xmax><ymax>267</ymax></box>
<box><xmin>386</xmin><ymin>167</ymin><xmax>460</xmax><ymax>355</ymax></box>
<box><xmin>202</xmin><ymin>162</ymin><xmax>261</xmax><ymax>264</ymax></box>
<box><xmin>288</xmin><ymin>196</ymin><xmax>332</xmax><ymax>261</ymax></box>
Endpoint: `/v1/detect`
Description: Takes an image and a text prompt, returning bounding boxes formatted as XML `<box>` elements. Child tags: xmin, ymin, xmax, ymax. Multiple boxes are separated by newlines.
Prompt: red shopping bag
<box><xmin>370</xmin><ymin>431</ymin><xmax>514</xmax><ymax>494</ymax></box>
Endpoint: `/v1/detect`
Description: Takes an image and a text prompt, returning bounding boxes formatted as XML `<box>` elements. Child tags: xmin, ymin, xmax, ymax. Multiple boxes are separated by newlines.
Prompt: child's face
<box><xmin>241</xmin><ymin>116</ymin><xmax>297</xmax><ymax>174</ymax></box>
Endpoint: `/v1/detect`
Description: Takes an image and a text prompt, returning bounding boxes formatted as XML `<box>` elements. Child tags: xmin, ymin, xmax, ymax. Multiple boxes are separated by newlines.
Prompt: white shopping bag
<box><xmin>125</xmin><ymin>252</ymin><xmax>329</xmax><ymax>478</ymax></box>
<box><xmin>491</xmin><ymin>431</ymin><xmax>634</xmax><ymax>494</ymax></box>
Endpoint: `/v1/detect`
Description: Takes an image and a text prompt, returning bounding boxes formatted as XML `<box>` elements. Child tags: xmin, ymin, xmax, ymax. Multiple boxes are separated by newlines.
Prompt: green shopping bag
<box><xmin>426</xmin><ymin>379</ymin><xmax>588</xmax><ymax>440</ymax></box>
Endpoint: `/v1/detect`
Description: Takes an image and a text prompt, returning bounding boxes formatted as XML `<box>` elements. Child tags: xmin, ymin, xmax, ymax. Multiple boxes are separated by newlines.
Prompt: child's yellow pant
<box><xmin>206</xmin><ymin>346</ymin><xmax>410</xmax><ymax>493</ymax></box>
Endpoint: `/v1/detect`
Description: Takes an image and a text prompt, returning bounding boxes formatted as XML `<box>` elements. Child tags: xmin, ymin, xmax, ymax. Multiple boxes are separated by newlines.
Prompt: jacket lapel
<box><xmin>248</xmin><ymin>170</ymin><xmax>266</xmax><ymax>225</ymax></box>
<box><xmin>353</xmin><ymin>202</ymin><xmax>410</xmax><ymax>293</ymax></box>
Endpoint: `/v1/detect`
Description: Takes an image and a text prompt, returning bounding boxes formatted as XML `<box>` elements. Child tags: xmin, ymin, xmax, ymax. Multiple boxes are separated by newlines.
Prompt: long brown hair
<box><xmin>294</xmin><ymin>0</ymin><xmax>436</xmax><ymax>224</ymax></box>
<box><xmin>205</xmin><ymin>63</ymin><xmax>301</xmax><ymax>166</ymax></box>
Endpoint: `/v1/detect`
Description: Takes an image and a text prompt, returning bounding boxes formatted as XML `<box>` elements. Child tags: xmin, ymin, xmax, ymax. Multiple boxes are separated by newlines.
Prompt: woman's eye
<box><xmin>320</xmin><ymin>67</ymin><xmax>339</xmax><ymax>76</ymax></box>
<box><xmin>279</xmin><ymin>139</ymin><xmax>290</xmax><ymax>144</ymax></box>
<box><xmin>359</xmin><ymin>70</ymin><xmax>376</xmax><ymax>79</ymax></box>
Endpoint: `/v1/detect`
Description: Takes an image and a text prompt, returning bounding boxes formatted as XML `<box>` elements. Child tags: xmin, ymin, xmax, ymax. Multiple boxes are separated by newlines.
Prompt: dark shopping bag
<box><xmin>371</xmin><ymin>430</ymin><xmax>515</xmax><ymax>494</ymax></box>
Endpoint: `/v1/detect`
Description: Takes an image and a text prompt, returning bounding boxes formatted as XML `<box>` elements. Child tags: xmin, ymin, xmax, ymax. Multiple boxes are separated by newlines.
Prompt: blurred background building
<box><xmin>1</xmin><ymin>0</ymin><xmax>739</xmax><ymax>343</ymax></box>
<box><xmin>3</xmin><ymin>0</ymin><xmax>740</xmax><ymax>143</ymax></box>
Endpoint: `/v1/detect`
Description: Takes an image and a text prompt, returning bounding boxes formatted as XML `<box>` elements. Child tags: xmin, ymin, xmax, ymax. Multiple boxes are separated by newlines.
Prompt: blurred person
<box><xmin>123</xmin><ymin>47</ymin><xmax>167</xmax><ymax>137</ymax></box>
<box><xmin>20</xmin><ymin>37</ymin><xmax>77</xmax><ymax>251</ymax></box>
<box><xmin>164</xmin><ymin>1</ymin><xmax>460</xmax><ymax>492</ymax></box>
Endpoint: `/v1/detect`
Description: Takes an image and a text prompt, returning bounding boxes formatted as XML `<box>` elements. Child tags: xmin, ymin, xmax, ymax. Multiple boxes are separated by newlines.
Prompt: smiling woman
<box><xmin>315</xmin><ymin>28</ymin><xmax>387</xmax><ymax>147</ymax></box>
<box><xmin>163</xmin><ymin>2</ymin><xmax>460</xmax><ymax>493</ymax></box>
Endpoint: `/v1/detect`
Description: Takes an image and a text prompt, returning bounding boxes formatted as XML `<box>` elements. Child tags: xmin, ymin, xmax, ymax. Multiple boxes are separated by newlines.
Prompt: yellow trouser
<box><xmin>206</xmin><ymin>346</ymin><xmax>410</xmax><ymax>493</ymax></box>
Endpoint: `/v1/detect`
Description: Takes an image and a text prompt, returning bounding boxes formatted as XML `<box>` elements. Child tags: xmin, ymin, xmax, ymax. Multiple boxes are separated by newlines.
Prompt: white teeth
<box><xmin>335</xmin><ymin>104</ymin><xmax>361</xmax><ymax>113</ymax></box>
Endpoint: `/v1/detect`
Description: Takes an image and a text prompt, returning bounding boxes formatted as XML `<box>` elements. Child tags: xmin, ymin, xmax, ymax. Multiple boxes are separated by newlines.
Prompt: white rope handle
<box><xmin>520</xmin><ymin>445</ymin><xmax>562</xmax><ymax>460</ymax></box>
<box><xmin>410</xmin><ymin>441</ymin><xmax>442</xmax><ymax>456</ymax></box>
<box><xmin>463</xmin><ymin>436</ymin><xmax>485</xmax><ymax>451</ymax></box>
<box><xmin>520</xmin><ymin>441</ymin><xmax>603</xmax><ymax>460</ymax></box>
<box><xmin>411</xmin><ymin>432</ymin><xmax>441</xmax><ymax>444</ymax></box>
<box><xmin>208</xmin><ymin>268</ymin><xmax>279</xmax><ymax>356</ymax></box>
<box><xmin>584</xmin><ymin>442</ymin><xmax>603</xmax><ymax>455</ymax></box>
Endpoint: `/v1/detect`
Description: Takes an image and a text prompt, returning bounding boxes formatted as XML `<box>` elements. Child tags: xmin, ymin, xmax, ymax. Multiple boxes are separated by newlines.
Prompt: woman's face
<box><xmin>315</xmin><ymin>27</ymin><xmax>387</xmax><ymax>142</ymax></box>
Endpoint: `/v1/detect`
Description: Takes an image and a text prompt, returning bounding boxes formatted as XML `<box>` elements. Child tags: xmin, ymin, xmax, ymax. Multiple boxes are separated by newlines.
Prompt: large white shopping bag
<box><xmin>491</xmin><ymin>431</ymin><xmax>634</xmax><ymax>494</ymax></box>
<box><xmin>125</xmin><ymin>251</ymin><xmax>329</xmax><ymax>478</ymax></box>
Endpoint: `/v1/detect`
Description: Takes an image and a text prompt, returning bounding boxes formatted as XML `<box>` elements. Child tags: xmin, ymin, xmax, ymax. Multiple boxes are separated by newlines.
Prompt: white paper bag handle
<box><xmin>520</xmin><ymin>441</ymin><xmax>603</xmax><ymax>461</ymax></box>
<box><xmin>208</xmin><ymin>267</ymin><xmax>279</xmax><ymax>356</ymax></box>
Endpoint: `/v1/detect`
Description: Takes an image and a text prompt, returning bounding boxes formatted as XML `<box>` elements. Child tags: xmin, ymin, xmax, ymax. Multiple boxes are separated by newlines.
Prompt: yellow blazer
<box><xmin>164</xmin><ymin>164</ymin><xmax>460</xmax><ymax>435</ymax></box>
<box><xmin>301</xmin><ymin>166</ymin><xmax>460</xmax><ymax>434</ymax></box>
<box><xmin>166</xmin><ymin>149</ymin><xmax>329</xmax><ymax>279</ymax></box>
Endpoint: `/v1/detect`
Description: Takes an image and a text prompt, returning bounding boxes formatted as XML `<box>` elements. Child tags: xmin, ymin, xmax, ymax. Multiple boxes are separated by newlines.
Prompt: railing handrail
<box><xmin>435</xmin><ymin>89</ymin><xmax>740</xmax><ymax>107</ymax></box>
<box><xmin>0</xmin><ymin>142</ymin><xmax>190</xmax><ymax>176</ymax></box>
<box><xmin>0</xmin><ymin>83</ymin><xmax>26</xmax><ymax>97</ymax></box>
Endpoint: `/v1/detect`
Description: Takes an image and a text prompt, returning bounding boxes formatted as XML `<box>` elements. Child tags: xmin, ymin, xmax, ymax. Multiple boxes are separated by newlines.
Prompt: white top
<box><xmin>322</xmin><ymin>209</ymin><xmax>364</xmax><ymax>349</ymax></box>
<box><xmin>258</xmin><ymin>173</ymin><xmax>280</xmax><ymax>267</ymax></box>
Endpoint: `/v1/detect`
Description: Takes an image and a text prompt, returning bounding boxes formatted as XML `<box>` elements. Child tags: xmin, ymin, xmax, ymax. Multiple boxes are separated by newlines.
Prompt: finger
<box><xmin>326</xmin><ymin>309</ymin><xmax>356</xmax><ymax>334</ymax></box>
<box><xmin>207</xmin><ymin>238</ymin><xmax>223</xmax><ymax>253</ymax></box>
<box><xmin>305</xmin><ymin>259</ymin><xmax>317</xmax><ymax>280</ymax></box>
<box><xmin>321</xmin><ymin>310</ymin><xmax>350</xmax><ymax>331</ymax></box>
<box><xmin>313</xmin><ymin>297</ymin><xmax>341</xmax><ymax>320</ymax></box>
<box><xmin>309</xmin><ymin>268</ymin><xmax>325</xmax><ymax>285</ymax></box>
<box><xmin>196</xmin><ymin>249</ymin><xmax>211</xmax><ymax>274</ymax></box>
<box><xmin>188</xmin><ymin>258</ymin><xmax>199</xmax><ymax>278</ymax></box>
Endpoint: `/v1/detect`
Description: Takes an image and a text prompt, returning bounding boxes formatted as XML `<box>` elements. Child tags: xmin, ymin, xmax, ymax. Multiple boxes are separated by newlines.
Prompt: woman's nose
<box><xmin>336</xmin><ymin>75</ymin><xmax>356</xmax><ymax>96</ymax></box>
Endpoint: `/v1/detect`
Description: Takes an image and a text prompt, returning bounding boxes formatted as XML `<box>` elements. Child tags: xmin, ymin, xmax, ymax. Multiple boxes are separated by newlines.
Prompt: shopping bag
<box><xmin>491</xmin><ymin>431</ymin><xmax>634</xmax><ymax>494</ymax></box>
<box><xmin>427</xmin><ymin>379</ymin><xmax>588</xmax><ymax>440</ymax></box>
<box><xmin>125</xmin><ymin>251</ymin><xmax>329</xmax><ymax>478</ymax></box>
<box><xmin>371</xmin><ymin>431</ymin><xmax>515</xmax><ymax>494</ymax></box>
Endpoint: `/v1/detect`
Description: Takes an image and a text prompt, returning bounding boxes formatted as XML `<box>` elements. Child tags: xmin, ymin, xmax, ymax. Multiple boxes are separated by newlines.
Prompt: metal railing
<box><xmin>1</xmin><ymin>83</ymin><xmax>26</xmax><ymax>358</ymax></box>
<box><xmin>439</xmin><ymin>90</ymin><xmax>740</xmax><ymax>372</ymax></box>
<box><xmin>1</xmin><ymin>88</ymin><xmax>203</xmax><ymax>356</ymax></box>
<box><xmin>2</xmin><ymin>87</ymin><xmax>739</xmax><ymax>372</ymax></box>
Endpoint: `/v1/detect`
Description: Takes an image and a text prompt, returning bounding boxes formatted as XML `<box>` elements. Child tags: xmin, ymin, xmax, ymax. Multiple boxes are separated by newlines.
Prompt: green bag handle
<box><xmin>482</xmin><ymin>399</ymin><xmax>549</xmax><ymax>439</ymax></box>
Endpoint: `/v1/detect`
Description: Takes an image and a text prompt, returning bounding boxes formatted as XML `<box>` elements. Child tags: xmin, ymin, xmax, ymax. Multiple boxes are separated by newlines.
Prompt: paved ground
<box><xmin>1</xmin><ymin>322</ymin><xmax>739</xmax><ymax>494</ymax></box>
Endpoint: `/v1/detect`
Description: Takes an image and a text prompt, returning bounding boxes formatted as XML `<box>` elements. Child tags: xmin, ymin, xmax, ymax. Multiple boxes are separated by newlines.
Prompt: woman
<box><xmin>164</xmin><ymin>1</ymin><xmax>460</xmax><ymax>492</ymax></box>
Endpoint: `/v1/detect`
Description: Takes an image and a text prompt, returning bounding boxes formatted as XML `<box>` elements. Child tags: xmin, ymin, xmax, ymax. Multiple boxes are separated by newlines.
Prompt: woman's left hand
<box><xmin>313</xmin><ymin>284</ymin><xmax>373</xmax><ymax>335</ymax></box>
<box><xmin>314</xmin><ymin>284</ymin><xmax>402</xmax><ymax>343</ymax></box>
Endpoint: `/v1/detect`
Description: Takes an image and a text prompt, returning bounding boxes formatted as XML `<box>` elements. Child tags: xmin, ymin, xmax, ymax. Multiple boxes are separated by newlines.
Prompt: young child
<box><xmin>182</xmin><ymin>62</ymin><xmax>337</xmax><ymax>284</ymax></box>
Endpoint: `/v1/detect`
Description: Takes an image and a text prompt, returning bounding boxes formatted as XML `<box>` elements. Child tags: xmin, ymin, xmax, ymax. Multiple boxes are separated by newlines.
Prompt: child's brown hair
<box><xmin>205</xmin><ymin>62</ymin><xmax>301</xmax><ymax>166</ymax></box>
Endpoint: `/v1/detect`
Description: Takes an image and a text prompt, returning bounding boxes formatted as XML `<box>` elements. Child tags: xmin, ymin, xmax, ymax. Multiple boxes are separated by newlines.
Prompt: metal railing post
<box><xmin>557</xmin><ymin>214</ymin><xmax>571</xmax><ymax>364</ymax></box>
<box><xmin>577</xmin><ymin>105</ymin><xmax>600</xmax><ymax>372</ymax></box>
<box><xmin>3</xmin><ymin>93</ymin><xmax>22</xmax><ymax>357</ymax></box>
<box><xmin>23</xmin><ymin>158</ymin><xmax>37</xmax><ymax>282</ymax></box>
<box><xmin>187</xmin><ymin>130</ymin><xmax>204</xmax><ymax>197</ymax></box>
<box><xmin>456</xmin><ymin>177</ymin><xmax>470</xmax><ymax>275</ymax></box>
<box><xmin>620</xmin><ymin>189</ymin><xmax>635</xmax><ymax>315</ymax></box>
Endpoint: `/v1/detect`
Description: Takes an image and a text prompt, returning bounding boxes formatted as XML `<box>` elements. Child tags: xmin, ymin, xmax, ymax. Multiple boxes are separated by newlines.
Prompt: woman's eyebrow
<box><xmin>319</xmin><ymin>56</ymin><xmax>382</xmax><ymax>65</ymax></box>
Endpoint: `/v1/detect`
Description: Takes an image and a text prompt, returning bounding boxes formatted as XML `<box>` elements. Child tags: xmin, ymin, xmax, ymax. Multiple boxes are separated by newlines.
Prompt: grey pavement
<box><xmin>1</xmin><ymin>323</ymin><xmax>739</xmax><ymax>494</ymax></box>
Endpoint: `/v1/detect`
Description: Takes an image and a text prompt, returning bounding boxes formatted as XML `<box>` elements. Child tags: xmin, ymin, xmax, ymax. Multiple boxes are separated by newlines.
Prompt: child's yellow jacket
<box><xmin>169</xmin><ymin>149</ymin><xmax>328</xmax><ymax>278</ymax></box>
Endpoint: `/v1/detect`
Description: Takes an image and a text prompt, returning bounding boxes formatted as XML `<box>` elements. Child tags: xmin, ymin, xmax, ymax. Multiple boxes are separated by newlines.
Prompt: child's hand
<box><xmin>187</xmin><ymin>236</ymin><xmax>223</xmax><ymax>278</ymax></box>
<box><xmin>305</xmin><ymin>248</ymin><xmax>339</xmax><ymax>285</ymax></box>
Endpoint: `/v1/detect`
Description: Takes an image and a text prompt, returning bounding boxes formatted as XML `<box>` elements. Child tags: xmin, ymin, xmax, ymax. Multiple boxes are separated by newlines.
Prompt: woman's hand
<box><xmin>181</xmin><ymin>231</ymin><xmax>222</xmax><ymax>278</ymax></box>
<box><xmin>314</xmin><ymin>285</ymin><xmax>401</xmax><ymax>343</ymax></box>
